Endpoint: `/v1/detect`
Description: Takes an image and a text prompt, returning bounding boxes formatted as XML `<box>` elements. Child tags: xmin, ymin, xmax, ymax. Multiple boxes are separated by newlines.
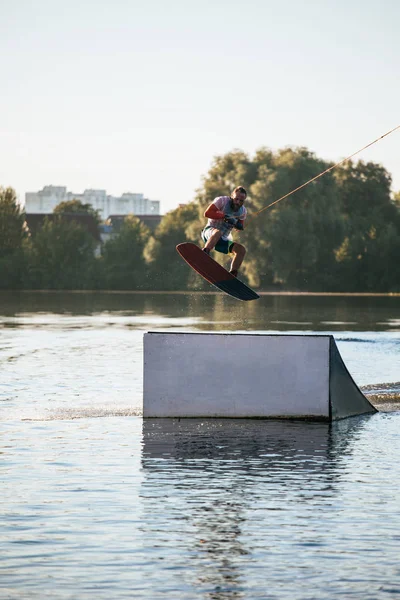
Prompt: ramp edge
<box><xmin>329</xmin><ymin>337</ymin><xmax>378</xmax><ymax>420</ymax></box>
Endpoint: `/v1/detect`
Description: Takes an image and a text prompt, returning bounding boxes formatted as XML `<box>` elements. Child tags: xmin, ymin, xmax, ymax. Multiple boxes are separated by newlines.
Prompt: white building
<box><xmin>25</xmin><ymin>186</ymin><xmax>67</xmax><ymax>213</ymax></box>
<box><xmin>25</xmin><ymin>186</ymin><xmax>160</xmax><ymax>220</ymax></box>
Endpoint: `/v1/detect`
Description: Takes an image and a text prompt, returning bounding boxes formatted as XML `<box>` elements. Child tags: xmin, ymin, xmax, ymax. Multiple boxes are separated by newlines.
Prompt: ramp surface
<box><xmin>143</xmin><ymin>333</ymin><xmax>377</xmax><ymax>421</ymax></box>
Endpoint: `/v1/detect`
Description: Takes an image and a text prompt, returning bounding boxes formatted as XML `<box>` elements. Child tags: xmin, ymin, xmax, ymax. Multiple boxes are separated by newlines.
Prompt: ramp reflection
<box><xmin>140</xmin><ymin>418</ymin><xmax>369</xmax><ymax>598</ymax></box>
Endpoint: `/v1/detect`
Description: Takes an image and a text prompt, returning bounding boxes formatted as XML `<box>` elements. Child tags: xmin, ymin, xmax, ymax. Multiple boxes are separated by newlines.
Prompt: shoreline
<box><xmin>2</xmin><ymin>289</ymin><xmax>400</xmax><ymax>297</ymax></box>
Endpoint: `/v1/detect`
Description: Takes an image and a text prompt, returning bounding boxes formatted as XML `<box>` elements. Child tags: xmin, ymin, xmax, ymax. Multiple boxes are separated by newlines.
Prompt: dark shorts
<box><xmin>201</xmin><ymin>226</ymin><xmax>234</xmax><ymax>255</ymax></box>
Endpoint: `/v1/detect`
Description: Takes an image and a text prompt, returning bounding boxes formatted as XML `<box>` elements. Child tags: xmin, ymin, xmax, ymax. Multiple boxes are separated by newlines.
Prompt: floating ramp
<box><xmin>143</xmin><ymin>333</ymin><xmax>377</xmax><ymax>421</ymax></box>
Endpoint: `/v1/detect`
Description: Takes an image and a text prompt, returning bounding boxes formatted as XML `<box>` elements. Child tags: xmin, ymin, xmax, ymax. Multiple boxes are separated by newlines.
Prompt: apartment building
<box><xmin>25</xmin><ymin>186</ymin><xmax>160</xmax><ymax>220</ymax></box>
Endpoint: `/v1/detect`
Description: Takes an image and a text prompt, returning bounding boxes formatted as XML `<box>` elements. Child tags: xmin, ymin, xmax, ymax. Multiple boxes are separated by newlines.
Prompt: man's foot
<box><xmin>230</xmin><ymin>269</ymin><xmax>238</xmax><ymax>277</ymax></box>
<box><xmin>203</xmin><ymin>247</ymin><xmax>211</xmax><ymax>255</ymax></box>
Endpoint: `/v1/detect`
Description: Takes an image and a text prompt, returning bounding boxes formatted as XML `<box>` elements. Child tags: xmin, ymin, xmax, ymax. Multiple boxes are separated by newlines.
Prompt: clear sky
<box><xmin>1</xmin><ymin>0</ymin><xmax>399</xmax><ymax>214</ymax></box>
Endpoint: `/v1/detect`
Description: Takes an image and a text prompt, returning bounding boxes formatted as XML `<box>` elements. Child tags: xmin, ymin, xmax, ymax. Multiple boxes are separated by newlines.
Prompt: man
<box><xmin>201</xmin><ymin>186</ymin><xmax>247</xmax><ymax>277</ymax></box>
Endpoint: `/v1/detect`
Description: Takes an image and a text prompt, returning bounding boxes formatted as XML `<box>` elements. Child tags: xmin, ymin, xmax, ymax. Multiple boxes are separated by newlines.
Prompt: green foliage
<box><xmin>54</xmin><ymin>199</ymin><xmax>101</xmax><ymax>224</ymax></box>
<box><xmin>1</xmin><ymin>146</ymin><xmax>399</xmax><ymax>292</ymax></box>
<box><xmin>332</xmin><ymin>162</ymin><xmax>400</xmax><ymax>291</ymax></box>
<box><xmin>28</xmin><ymin>216</ymin><xmax>97</xmax><ymax>289</ymax></box>
<box><xmin>334</xmin><ymin>221</ymin><xmax>400</xmax><ymax>292</ymax></box>
<box><xmin>100</xmin><ymin>215</ymin><xmax>150</xmax><ymax>289</ymax></box>
<box><xmin>195</xmin><ymin>148</ymin><xmax>399</xmax><ymax>292</ymax></box>
<box><xmin>144</xmin><ymin>202</ymin><xmax>200</xmax><ymax>290</ymax></box>
<box><xmin>0</xmin><ymin>187</ymin><xmax>27</xmax><ymax>257</ymax></box>
<box><xmin>334</xmin><ymin>161</ymin><xmax>393</xmax><ymax>217</ymax></box>
<box><xmin>0</xmin><ymin>187</ymin><xmax>29</xmax><ymax>288</ymax></box>
<box><xmin>250</xmin><ymin>149</ymin><xmax>344</xmax><ymax>290</ymax></box>
<box><xmin>196</xmin><ymin>150</ymin><xmax>258</xmax><ymax>208</ymax></box>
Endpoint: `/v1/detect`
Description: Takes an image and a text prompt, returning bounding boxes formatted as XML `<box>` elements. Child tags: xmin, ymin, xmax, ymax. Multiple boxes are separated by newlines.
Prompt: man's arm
<box><xmin>204</xmin><ymin>203</ymin><xmax>225</xmax><ymax>220</ymax></box>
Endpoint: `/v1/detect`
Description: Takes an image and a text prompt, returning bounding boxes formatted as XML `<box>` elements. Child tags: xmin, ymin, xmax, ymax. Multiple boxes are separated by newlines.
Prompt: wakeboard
<box><xmin>176</xmin><ymin>242</ymin><xmax>259</xmax><ymax>301</ymax></box>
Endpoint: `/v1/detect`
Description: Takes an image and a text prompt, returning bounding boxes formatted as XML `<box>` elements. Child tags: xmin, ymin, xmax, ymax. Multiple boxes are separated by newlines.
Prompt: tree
<box><xmin>333</xmin><ymin>161</ymin><xmax>400</xmax><ymax>291</ymax></box>
<box><xmin>195</xmin><ymin>147</ymin><xmax>345</xmax><ymax>290</ymax></box>
<box><xmin>255</xmin><ymin>148</ymin><xmax>345</xmax><ymax>290</ymax></box>
<box><xmin>193</xmin><ymin>149</ymin><xmax>276</xmax><ymax>285</ymax></box>
<box><xmin>144</xmin><ymin>202</ymin><xmax>200</xmax><ymax>290</ymax></box>
<box><xmin>334</xmin><ymin>161</ymin><xmax>393</xmax><ymax>217</ymax></box>
<box><xmin>0</xmin><ymin>187</ymin><xmax>27</xmax><ymax>257</ymax></box>
<box><xmin>193</xmin><ymin>147</ymin><xmax>400</xmax><ymax>292</ymax></box>
<box><xmin>29</xmin><ymin>216</ymin><xmax>97</xmax><ymax>289</ymax></box>
<box><xmin>100</xmin><ymin>215</ymin><xmax>149</xmax><ymax>289</ymax></box>
<box><xmin>196</xmin><ymin>150</ymin><xmax>258</xmax><ymax>209</ymax></box>
<box><xmin>0</xmin><ymin>187</ymin><xmax>28</xmax><ymax>289</ymax></box>
<box><xmin>54</xmin><ymin>199</ymin><xmax>101</xmax><ymax>224</ymax></box>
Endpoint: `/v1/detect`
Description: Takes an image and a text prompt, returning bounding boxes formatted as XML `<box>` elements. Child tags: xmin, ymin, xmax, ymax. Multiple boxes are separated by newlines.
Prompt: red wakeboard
<box><xmin>176</xmin><ymin>243</ymin><xmax>259</xmax><ymax>301</ymax></box>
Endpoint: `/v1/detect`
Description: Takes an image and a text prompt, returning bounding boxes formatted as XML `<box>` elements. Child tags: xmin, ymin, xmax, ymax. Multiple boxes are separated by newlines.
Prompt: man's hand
<box><xmin>224</xmin><ymin>215</ymin><xmax>238</xmax><ymax>226</ymax></box>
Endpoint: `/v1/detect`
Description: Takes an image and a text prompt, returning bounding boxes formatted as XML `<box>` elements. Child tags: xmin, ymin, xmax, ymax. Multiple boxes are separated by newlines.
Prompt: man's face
<box><xmin>231</xmin><ymin>191</ymin><xmax>246</xmax><ymax>211</ymax></box>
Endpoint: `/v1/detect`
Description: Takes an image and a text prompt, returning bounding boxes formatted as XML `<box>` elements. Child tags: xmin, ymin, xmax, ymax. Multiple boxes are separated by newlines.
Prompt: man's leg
<box><xmin>203</xmin><ymin>228</ymin><xmax>223</xmax><ymax>252</ymax></box>
<box><xmin>229</xmin><ymin>243</ymin><xmax>246</xmax><ymax>275</ymax></box>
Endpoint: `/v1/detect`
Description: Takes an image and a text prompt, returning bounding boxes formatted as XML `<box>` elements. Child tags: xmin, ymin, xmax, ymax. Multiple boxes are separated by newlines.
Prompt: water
<box><xmin>1</xmin><ymin>291</ymin><xmax>400</xmax><ymax>599</ymax></box>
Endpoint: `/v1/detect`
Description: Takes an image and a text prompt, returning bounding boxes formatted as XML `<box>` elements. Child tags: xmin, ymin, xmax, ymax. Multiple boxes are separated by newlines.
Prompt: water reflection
<box><xmin>140</xmin><ymin>418</ymin><xmax>370</xmax><ymax>599</ymax></box>
<box><xmin>142</xmin><ymin>417</ymin><xmax>372</xmax><ymax>463</ymax></box>
<box><xmin>0</xmin><ymin>290</ymin><xmax>399</xmax><ymax>331</ymax></box>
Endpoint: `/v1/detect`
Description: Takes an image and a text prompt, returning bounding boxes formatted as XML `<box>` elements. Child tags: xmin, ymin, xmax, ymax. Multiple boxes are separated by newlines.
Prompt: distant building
<box><xmin>25</xmin><ymin>185</ymin><xmax>160</xmax><ymax>220</ymax></box>
<box><xmin>25</xmin><ymin>186</ymin><xmax>67</xmax><ymax>213</ymax></box>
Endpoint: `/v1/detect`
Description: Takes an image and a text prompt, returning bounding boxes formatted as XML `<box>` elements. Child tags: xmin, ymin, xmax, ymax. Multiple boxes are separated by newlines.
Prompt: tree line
<box><xmin>1</xmin><ymin>146</ymin><xmax>400</xmax><ymax>292</ymax></box>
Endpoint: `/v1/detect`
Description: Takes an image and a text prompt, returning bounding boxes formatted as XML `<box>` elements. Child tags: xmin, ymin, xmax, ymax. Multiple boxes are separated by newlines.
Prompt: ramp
<box><xmin>143</xmin><ymin>333</ymin><xmax>377</xmax><ymax>421</ymax></box>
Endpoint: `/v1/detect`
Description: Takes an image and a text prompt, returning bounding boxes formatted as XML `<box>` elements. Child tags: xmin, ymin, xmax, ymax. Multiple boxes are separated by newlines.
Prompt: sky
<box><xmin>0</xmin><ymin>0</ymin><xmax>399</xmax><ymax>214</ymax></box>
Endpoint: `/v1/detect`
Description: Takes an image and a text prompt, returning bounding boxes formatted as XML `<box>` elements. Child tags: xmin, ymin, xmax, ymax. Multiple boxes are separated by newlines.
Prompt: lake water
<box><xmin>1</xmin><ymin>291</ymin><xmax>400</xmax><ymax>599</ymax></box>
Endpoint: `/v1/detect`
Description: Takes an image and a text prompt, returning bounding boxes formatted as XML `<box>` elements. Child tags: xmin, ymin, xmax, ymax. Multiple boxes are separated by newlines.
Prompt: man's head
<box><xmin>230</xmin><ymin>186</ymin><xmax>247</xmax><ymax>211</ymax></box>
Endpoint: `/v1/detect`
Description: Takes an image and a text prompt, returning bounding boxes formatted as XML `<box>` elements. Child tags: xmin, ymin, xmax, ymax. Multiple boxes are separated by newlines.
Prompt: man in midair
<box><xmin>201</xmin><ymin>186</ymin><xmax>247</xmax><ymax>277</ymax></box>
